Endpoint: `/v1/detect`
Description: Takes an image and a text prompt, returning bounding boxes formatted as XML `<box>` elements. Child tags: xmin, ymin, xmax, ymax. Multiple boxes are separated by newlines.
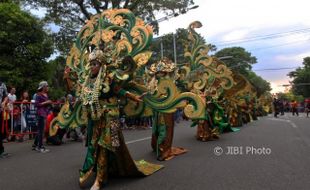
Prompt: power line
<box><xmin>214</xmin><ymin>27</ymin><xmax>310</xmax><ymax>46</ymax></box>
<box><xmin>279</xmin><ymin>83</ymin><xmax>310</xmax><ymax>86</ymax></box>
<box><xmin>248</xmin><ymin>38</ymin><xmax>310</xmax><ymax>51</ymax></box>
<box><xmin>254</xmin><ymin>67</ymin><xmax>298</xmax><ymax>71</ymax></box>
<box><xmin>215</xmin><ymin>27</ymin><xmax>310</xmax><ymax>45</ymax></box>
<box><xmin>148</xmin><ymin>5</ymin><xmax>199</xmax><ymax>24</ymax></box>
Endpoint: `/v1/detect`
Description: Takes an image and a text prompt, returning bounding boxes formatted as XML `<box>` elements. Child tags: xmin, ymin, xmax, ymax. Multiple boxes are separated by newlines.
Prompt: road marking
<box><xmin>126</xmin><ymin>137</ymin><xmax>152</xmax><ymax>144</ymax></box>
<box><xmin>268</xmin><ymin>118</ymin><xmax>289</xmax><ymax>122</ymax></box>
<box><xmin>287</xmin><ymin>120</ymin><xmax>298</xmax><ymax>128</ymax></box>
<box><xmin>267</xmin><ymin>118</ymin><xmax>298</xmax><ymax>128</ymax></box>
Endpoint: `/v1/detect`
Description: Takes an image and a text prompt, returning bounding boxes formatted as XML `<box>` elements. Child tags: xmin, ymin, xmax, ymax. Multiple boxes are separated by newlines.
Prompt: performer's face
<box><xmin>90</xmin><ymin>60</ymin><xmax>101</xmax><ymax>76</ymax></box>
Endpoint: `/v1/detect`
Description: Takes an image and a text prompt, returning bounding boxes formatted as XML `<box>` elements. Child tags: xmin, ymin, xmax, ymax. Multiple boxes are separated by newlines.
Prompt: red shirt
<box><xmin>45</xmin><ymin>113</ymin><xmax>55</xmax><ymax>134</ymax></box>
<box><xmin>291</xmin><ymin>102</ymin><xmax>298</xmax><ymax>108</ymax></box>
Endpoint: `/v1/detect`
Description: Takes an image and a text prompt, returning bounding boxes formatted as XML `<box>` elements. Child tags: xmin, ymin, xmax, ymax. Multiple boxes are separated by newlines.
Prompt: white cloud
<box><xmin>281</xmin><ymin>33</ymin><xmax>310</xmax><ymax>44</ymax></box>
<box><xmin>275</xmin><ymin>51</ymin><xmax>310</xmax><ymax>62</ymax></box>
<box><xmin>158</xmin><ymin>0</ymin><xmax>310</xmax><ymax>35</ymax></box>
<box><xmin>221</xmin><ymin>29</ymin><xmax>251</xmax><ymax>42</ymax></box>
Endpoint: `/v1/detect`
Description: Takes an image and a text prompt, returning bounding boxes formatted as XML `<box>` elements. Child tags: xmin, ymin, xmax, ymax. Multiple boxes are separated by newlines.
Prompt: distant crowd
<box><xmin>273</xmin><ymin>98</ymin><xmax>310</xmax><ymax>118</ymax></box>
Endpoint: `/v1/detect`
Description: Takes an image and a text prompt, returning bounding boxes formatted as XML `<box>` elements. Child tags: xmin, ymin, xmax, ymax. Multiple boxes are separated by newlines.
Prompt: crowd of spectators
<box><xmin>0</xmin><ymin>80</ymin><xmax>83</xmax><ymax>157</ymax></box>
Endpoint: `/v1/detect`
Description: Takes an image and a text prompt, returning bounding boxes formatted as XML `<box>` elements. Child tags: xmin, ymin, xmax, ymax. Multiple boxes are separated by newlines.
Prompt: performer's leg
<box><xmin>197</xmin><ymin>120</ymin><xmax>211</xmax><ymax>141</ymax></box>
<box><xmin>0</xmin><ymin>113</ymin><xmax>3</xmax><ymax>154</ymax></box>
<box><xmin>79</xmin><ymin>120</ymin><xmax>98</xmax><ymax>187</ymax></box>
<box><xmin>0</xmin><ymin>123</ymin><xmax>4</xmax><ymax>155</ymax></box>
<box><xmin>91</xmin><ymin>148</ymin><xmax>108</xmax><ymax>190</ymax></box>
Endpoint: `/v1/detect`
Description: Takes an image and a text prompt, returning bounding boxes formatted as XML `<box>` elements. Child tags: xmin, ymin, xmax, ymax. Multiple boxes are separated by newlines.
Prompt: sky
<box><xmin>156</xmin><ymin>0</ymin><xmax>310</xmax><ymax>93</ymax></box>
<box><xmin>30</xmin><ymin>0</ymin><xmax>310</xmax><ymax>93</ymax></box>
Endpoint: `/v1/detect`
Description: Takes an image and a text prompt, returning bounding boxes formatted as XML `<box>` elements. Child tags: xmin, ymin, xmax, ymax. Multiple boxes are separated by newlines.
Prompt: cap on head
<box><xmin>38</xmin><ymin>81</ymin><xmax>48</xmax><ymax>90</ymax></box>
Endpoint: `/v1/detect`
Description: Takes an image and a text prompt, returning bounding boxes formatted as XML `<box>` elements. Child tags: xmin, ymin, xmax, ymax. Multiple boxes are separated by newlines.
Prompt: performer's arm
<box><xmin>113</xmin><ymin>86</ymin><xmax>145</xmax><ymax>102</ymax></box>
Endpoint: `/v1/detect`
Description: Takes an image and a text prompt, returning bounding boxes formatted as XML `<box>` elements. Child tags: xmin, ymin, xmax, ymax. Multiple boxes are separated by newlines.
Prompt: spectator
<box><xmin>32</xmin><ymin>92</ymin><xmax>37</xmax><ymax>102</ymax></box>
<box><xmin>1</xmin><ymin>95</ymin><xmax>10</xmax><ymax>142</ymax></box>
<box><xmin>7</xmin><ymin>87</ymin><xmax>16</xmax><ymax>112</ymax></box>
<box><xmin>305</xmin><ymin>102</ymin><xmax>310</xmax><ymax>118</ymax></box>
<box><xmin>21</xmin><ymin>91</ymin><xmax>30</xmax><ymax>127</ymax></box>
<box><xmin>0</xmin><ymin>79</ymin><xmax>7</xmax><ymax>105</ymax></box>
<box><xmin>33</xmin><ymin>81</ymin><xmax>52</xmax><ymax>153</ymax></box>
<box><xmin>19</xmin><ymin>91</ymin><xmax>30</xmax><ymax>142</ymax></box>
<box><xmin>12</xmin><ymin>101</ymin><xmax>21</xmax><ymax>142</ymax></box>
<box><xmin>6</xmin><ymin>87</ymin><xmax>17</xmax><ymax>141</ymax></box>
<box><xmin>291</xmin><ymin>100</ymin><xmax>299</xmax><ymax>116</ymax></box>
<box><xmin>0</xmin><ymin>93</ymin><xmax>9</xmax><ymax>158</ymax></box>
<box><xmin>45</xmin><ymin>106</ymin><xmax>66</xmax><ymax>145</ymax></box>
<box><xmin>273</xmin><ymin>98</ymin><xmax>279</xmax><ymax>118</ymax></box>
<box><xmin>0</xmin><ymin>79</ymin><xmax>8</xmax><ymax>143</ymax></box>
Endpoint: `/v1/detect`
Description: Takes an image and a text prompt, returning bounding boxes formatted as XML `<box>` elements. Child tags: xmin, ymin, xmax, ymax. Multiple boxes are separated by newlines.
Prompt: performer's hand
<box><xmin>138</xmin><ymin>92</ymin><xmax>148</xmax><ymax>100</ymax></box>
<box><xmin>133</xmin><ymin>92</ymin><xmax>150</xmax><ymax>102</ymax></box>
<box><xmin>133</xmin><ymin>95</ymin><xmax>143</xmax><ymax>102</ymax></box>
<box><xmin>125</xmin><ymin>92</ymin><xmax>143</xmax><ymax>102</ymax></box>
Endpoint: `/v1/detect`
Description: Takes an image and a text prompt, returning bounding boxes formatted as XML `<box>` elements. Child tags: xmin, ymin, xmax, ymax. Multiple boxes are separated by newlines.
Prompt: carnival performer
<box><xmin>147</xmin><ymin>58</ymin><xmax>187</xmax><ymax>161</ymax></box>
<box><xmin>79</xmin><ymin>48</ymin><xmax>162</xmax><ymax>190</ymax></box>
<box><xmin>193</xmin><ymin>96</ymin><xmax>220</xmax><ymax>141</ymax></box>
<box><xmin>209</xmin><ymin>99</ymin><xmax>240</xmax><ymax>133</ymax></box>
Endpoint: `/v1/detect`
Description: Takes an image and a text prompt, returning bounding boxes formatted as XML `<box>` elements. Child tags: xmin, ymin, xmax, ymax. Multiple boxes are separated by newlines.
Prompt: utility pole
<box><xmin>150</xmin><ymin>5</ymin><xmax>199</xmax><ymax>61</ymax></box>
<box><xmin>173</xmin><ymin>33</ymin><xmax>177</xmax><ymax>64</ymax></box>
<box><xmin>160</xmin><ymin>39</ymin><xmax>164</xmax><ymax>59</ymax></box>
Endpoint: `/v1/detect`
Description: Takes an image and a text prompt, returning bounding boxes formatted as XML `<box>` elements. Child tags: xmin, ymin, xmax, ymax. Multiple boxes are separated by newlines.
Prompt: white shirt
<box><xmin>8</xmin><ymin>93</ymin><xmax>16</xmax><ymax>111</ymax></box>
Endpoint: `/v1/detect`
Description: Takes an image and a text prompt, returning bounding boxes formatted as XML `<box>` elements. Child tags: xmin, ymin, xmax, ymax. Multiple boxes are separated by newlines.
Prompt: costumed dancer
<box><xmin>147</xmin><ymin>58</ymin><xmax>188</xmax><ymax>161</ymax></box>
<box><xmin>50</xmin><ymin>9</ymin><xmax>163</xmax><ymax>190</ymax></box>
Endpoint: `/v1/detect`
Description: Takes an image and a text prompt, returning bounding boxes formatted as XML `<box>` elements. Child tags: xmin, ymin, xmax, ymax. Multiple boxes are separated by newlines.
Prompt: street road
<box><xmin>0</xmin><ymin>114</ymin><xmax>309</xmax><ymax>190</ymax></box>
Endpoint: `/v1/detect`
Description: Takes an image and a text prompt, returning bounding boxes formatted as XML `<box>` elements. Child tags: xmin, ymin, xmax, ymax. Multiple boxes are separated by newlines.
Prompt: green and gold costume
<box><xmin>51</xmin><ymin>9</ymin><xmax>162</xmax><ymax>190</ymax></box>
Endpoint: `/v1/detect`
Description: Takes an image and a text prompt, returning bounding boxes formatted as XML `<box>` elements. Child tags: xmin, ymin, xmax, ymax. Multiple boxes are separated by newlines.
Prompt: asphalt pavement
<box><xmin>0</xmin><ymin>113</ymin><xmax>310</xmax><ymax>190</ymax></box>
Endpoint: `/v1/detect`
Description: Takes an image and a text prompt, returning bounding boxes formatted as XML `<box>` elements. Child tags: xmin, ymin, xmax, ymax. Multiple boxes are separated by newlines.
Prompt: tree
<box><xmin>246</xmin><ymin>71</ymin><xmax>271</xmax><ymax>97</ymax></box>
<box><xmin>288</xmin><ymin>57</ymin><xmax>310</xmax><ymax>98</ymax></box>
<box><xmin>214</xmin><ymin>47</ymin><xmax>272</xmax><ymax>95</ymax></box>
<box><xmin>0</xmin><ymin>1</ymin><xmax>53</xmax><ymax>96</ymax></box>
<box><xmin>150</xmin><ymin>28</ymin><xmax>197</xmax><ymax>64</ymax></box>
<box><xmin>214</xmin><ymin>47</ymin><xmax>257</xmax><ymax>75</ymax></box>
<box><xmin>46</xmin><ymin>56</ymin><xmax>67</xmax><ymax>100</ymax></box>
<box><xmin>277</xmin><ymin>91</ymin><xmax>304</xmax><ymax>102</ymax></box>
<box><xmin>149</xmin><ymin>28</ymin><xmax>216</xmax><ymax>64</ymax></box>
<box><xmin>21</xmin><ymin>0</ymin><xmax>196</xmax><ymax>54</ymax></box>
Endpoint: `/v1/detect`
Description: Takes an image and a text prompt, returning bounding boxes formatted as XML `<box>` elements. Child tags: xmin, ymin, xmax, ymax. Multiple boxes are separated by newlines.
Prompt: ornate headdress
<box><xmin>88</xmin><ymin>48</ymin><xmax>105</xmax><ymax>63</ymax></box>
<box><xmin>148</xmin><ymin>57</ymin><xmax>177</xmax><ymax>75</ymax></box>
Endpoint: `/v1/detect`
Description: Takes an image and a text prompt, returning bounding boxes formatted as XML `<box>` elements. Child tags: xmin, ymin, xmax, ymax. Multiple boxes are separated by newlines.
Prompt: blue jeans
<box><xmin>34</xmin><ymin>116</ymin><xmax>45</xmax><ymax>148</ymax></box>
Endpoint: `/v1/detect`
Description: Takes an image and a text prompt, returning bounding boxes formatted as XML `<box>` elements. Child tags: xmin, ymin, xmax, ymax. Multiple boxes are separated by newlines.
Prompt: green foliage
<box><xmin>288</xmin><ymin>57</ymin><xmax>310</xmax><ymax>98</ymax></box>
<box><xmin>0</xmin><ymin>1</ymin><xmax>53</xmax><ymax>97</ymax></box>
<box><xmin>21</xmin><ymin>0</ymin><xmax>195</xmax><ymax>54</ymax></box>
<box><xmin>277</xmin><ymin>91</ymin><xmax>304</xmax><ymax>102</ymax></box>
<box><xmin>46</xmin><ymin>56</ymin><xmax>66</xmax><ymax>100</ymax></box>
<box><xmin>149</xmin><ymin>28</ymin><xmax>214</xmax><ymax>64</ymax></box>
<box><xmin>214</xmin><ymin>47</ymin><xmax>257</xmax><ymax>75</ymax></box>
<box><xmin>150</xmin><ymin>28</ymin><xmax>189</xmax><ymax>64</ymax></box>
<box><xmin>246</xmin><ymin>71</ymin><xmax>271</xmax><ymax>97</ymax></box>
<box><xmin>214</xmin><ymin>47</ymin><xmax>271</xmax><ymax>95</ymax></box>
